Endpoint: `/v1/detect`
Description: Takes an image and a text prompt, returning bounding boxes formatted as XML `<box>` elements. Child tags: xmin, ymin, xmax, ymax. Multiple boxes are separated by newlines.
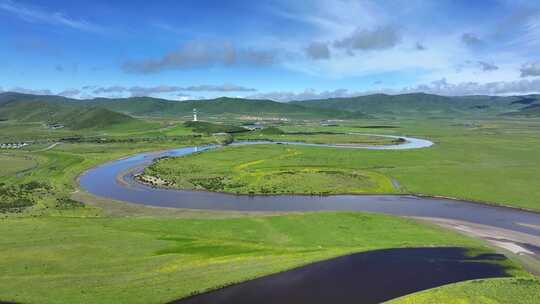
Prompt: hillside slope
<box><xmin>503</xmin><ymin>104</ymin><xmax>540</xmax><ymax>117</ymax></box>
<box><xmin>0</xmin><ymin>94</ymin><xmax>137</xmax><ymax>130</ymax></box>
<box><xmin>0</xmin><ymin>93</ymin><xmax>368</xmax><ymax>119</ymax></box>
<box><xmin>292</xmin><ymin>93</ymin><xmax>539</xmax><ymax>117</ymax></box>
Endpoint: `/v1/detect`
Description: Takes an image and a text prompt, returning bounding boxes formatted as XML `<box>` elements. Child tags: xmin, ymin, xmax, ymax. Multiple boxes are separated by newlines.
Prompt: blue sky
<box><xmin>1</xmin><ymin>0</ymin><xmax>540</xmax><ymax>101</ymax></box>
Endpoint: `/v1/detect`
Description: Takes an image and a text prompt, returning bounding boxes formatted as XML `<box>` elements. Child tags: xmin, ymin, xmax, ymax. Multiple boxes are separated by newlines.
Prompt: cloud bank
<box><xmin>248</xmin><ymin>78</ymin><xmax>540</xmax><ymax>101</ymax></box>
<box><xmin>122</xmin><ymin>41</ymin><xmax>276</xmax><ymax>74</ymax></box>
<box><xmin>333</xmin><ymin>26</ymin><xmax>401</xmax><ymax>52</ymax></box>
<box><xmin>520</xmin><ymin>61</ymin><xmax>540</xmax><ymax>77</ymax></box>
<box><xmin>305</xmin><ymin>42</ymin><xmax>330</xmax><ymax>60</ymax></box>
<box><xmin>91</xmin><ymin>84</ymin><xmax>256</xmax><ymax>97</ymax></box>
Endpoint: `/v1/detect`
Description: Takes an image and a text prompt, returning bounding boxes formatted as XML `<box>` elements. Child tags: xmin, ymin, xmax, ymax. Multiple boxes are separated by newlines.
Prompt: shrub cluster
<box><xmin>184</xmin><ymin>121</ymin><xmax>247</xmax><ymax>134</ymax></box>
<box><xmin>55</xmin><ymin>197</ymin><xmax>85</xmax><ymax>209</ymax></box>
<box><xmin>0</xmin><ymin>181</ymin><xmax>49</xmax><ymax>213</ymax></box>
<box><xmin>188</xmin><ymin>176</ymin><xmax>226</xmax><ymax>191</ymax></box>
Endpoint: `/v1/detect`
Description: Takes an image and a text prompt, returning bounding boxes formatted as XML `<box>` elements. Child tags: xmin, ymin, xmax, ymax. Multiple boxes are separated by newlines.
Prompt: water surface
<box><xmin>170</xmin><ymin>247</ymin><xmax>510</xmax><ymax>304</ymax></box>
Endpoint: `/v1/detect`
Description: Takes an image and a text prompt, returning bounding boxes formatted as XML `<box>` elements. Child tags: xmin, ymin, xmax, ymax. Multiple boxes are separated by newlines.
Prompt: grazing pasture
<box><xmin>0</xmin><ymin>112</ymin><xmax>539</xmax><ymax>303</ymax></box>
<box><xmin>0</xmin><ymin>154</ymin><xmax>37</xmax><ymax>176</ymax></box>
<box><xmin>0</xmin><ymin>212</ymin><xmax>513</xmax><ymax>304</ymax></box>
<box><xmin>390</xmin><ymin>277</ymin><xmax>540</xmax><ymax>304</ymax></box>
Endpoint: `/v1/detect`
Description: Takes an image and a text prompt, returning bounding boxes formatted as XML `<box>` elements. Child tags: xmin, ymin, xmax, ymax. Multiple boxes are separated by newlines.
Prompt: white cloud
<box><xmin>305</xmin><ymin>42</ymin><xmax>330</xmax><ymax>60</ymax></box>
<box><xmin>406</xmin><ymin>78</ymin><xmax>540</xmax><ymax>96</ymax></box>
<box><xmin>181</xmin><ymin>84</ymin><xmax>256</xmax><ymax>92</ymax></box>
<box><xmin>249</xmin><ymin>78</ymin><xmax>540</xmax><ymax>101</ymax></box>
<box><xmin>0</xmin><ymin>0</ymin><xmax>102</xmax><ymax>33</ymax></box>
<box><xmin>461</xmin><ymin>33</ymin><xmax>483</xmax><ymax>47</ymax></box>
<box><xmin>92</xmin><ymin>86</ymin><xmax>127</xmax><ymax>94</ymax></box>
<box><xmin>249</xmin><ymin>88</ymin><xmax>352</xmax><ymax>101</ymax></box>
<box><xmin>477</xmin><ymin>61</ymin><xmax>499</xmax><ymax>71</ymax></box>
<box><xmin>415</xmin><ymin>42</ymin><xmax>426</xmax><ymax>51</ymax></box>
<box><xmin>122</xmin><ymin>41</ymin><xmax>276</xmax><ymax>74</ymax></box>
<box><xmin>90</xmin><ymin>84</ymin><xmax>257</xmax><ymax>97</ymax></box>
<box><xmin>10</xmin><ymin>87</ymin><xmax>52</xmax><ymax>95</ymax></box>
<box><xmin>58</xmin><ymin>88</ymin><xmax>80</xmax><ymax>97</ymax></box>
<box><xmin>333</xmin><ymin>26</ymin><xmax>401</xmax><ymax>51</ymax></box>
<box><xmin>520</xmin><ymin>61</ymin><xmax>540</xmax><ymax>77</ymax></box>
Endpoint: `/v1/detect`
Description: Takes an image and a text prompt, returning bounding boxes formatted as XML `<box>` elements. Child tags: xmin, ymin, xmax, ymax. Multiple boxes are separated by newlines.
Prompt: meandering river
<box><xmin>78</xmin><ymin>135</ymin><xmax>540</xmax><ymax>303</ymax></box>
<box><xmin>79</xmin><ymin>137</ymin><xmax>539</xmax><ymax>237</ymax></box>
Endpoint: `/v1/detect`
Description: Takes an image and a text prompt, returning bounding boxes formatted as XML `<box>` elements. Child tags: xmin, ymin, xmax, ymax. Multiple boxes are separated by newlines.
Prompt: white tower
<box><xmin>193</xmin><ymin>108</ymin><xmax>198</xmax><ymax>122</ymax></box>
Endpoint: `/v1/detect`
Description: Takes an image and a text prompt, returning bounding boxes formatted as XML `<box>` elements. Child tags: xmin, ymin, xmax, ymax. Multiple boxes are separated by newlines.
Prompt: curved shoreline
<box><xmin>132</xmin><ymin>172</ymin><xmax>540</xmax><ymax>215</ymax></box>
<box><xmin>170</xmin><ymin>247</ymin><xmax>513</xmax><ymax>304</ymax></box>
<box><xmin>227</xmin><ymin>134</ymin><xmax>434</xmax><ymax>150</ymax></box>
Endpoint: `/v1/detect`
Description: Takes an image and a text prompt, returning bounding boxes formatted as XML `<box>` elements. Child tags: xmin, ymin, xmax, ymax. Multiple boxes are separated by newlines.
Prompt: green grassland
<box><xmin>146</xmin><ymin>118</ymin><xmax>540</xmax><ymax>211</ymax></box>
<box><xmin>390</xmin><ymin>277</ymin><xmax>540</xmax><ymax>304</ymax></box>
<box><xmin>0</xmin><ymin>212</ymin><xmax>516</xmax><ymax>304</ymax></box>
<box><xmin>234</xmin><ymin>128</ymin><xmax>399</xmax><ymax>145</ymax></box>
<box><xmin>0</xmin><ymin>98</ymin><xmax>138</xmax><ymax>129</ymax></box>
<box><xmin>183</xmin><ymin>120</ymin><xmax>246</xmax><ymax>134</ymax></box>
<box><xmin>0</xmin><ymin>96</ymin><xmax>539</xmax><ymax>304</ymax></box>
<box><xmin>0</xmin><ymin>154</ymin><xmax>37</xmax><ymax>176</ymax></box>
<box><xmin>144</xmin><ymin>144</ymin><xmax>396</xmax><ymax>194</ymax></box>
<box><xmin>0</xmin><ymin>135</ymin><xmax>207</xmax><ymax>216</ymax></box>
<box><xmin>0</xmin><ymin>120</ymin><xmax>166</xmax><ymax>143</ymax></box>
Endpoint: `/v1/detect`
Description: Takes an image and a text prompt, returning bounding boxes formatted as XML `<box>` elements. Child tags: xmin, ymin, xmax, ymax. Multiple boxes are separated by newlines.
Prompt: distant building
<box><xmin>242</xmin><ymin>122</ymin><xmax>264</xmax><ymax>131</ymax></box>
<box><xmin>0</xmin><ymin>142</ymin><xmax>29</xmax><ymax>149</ymax></box>
<box><xmin>320</xmin><ymin>120</ymin><xmax>341</xmax><ymax>126</ymax></box>
<box><xmin>239</xmin><ymin>115</ymin><xmax>289</xmax><ymax>122</ymax></box>
<box><xmin>193</xmin><ymin>108</ymin><xmax>198</xmax><ymax>122</ymax></box>
<box><xmin>46</xmin><ymin>123</ymin><xmax>64</xmax><ymax>129</ymax></box>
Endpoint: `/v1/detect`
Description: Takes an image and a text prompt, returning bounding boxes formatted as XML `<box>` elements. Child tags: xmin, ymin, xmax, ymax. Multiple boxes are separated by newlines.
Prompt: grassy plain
<box><xmin>0</xmin><ymin>120</ymin><xmax>203</xmax><ymax>215</ymax></box>
<box><xmin>0</xmin><ymin>212</ymin><xmax>510</xmax><ymax>304</ymax></box>
<box><xmin>0</xmin><ymin>154</ymin><xmax>37</xmax><ymax>176</ymax></box>
<box><xmin>145</xmin><ymin>144</ymin><xmax>396</xmax><ymax>194</ymax></box>
<box><xmin>235</xmin><ymin>130</ymin><xmax>399</xmax><ymax>145</ymax></box>
<box><xmin>390</xmin><ymin>277</ymin><xmax>540</xmax><ymax>304</ymax></box>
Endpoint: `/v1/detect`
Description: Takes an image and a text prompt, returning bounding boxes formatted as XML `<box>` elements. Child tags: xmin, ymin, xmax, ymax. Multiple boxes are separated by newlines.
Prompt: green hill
<box><xmin>64</xmin><ymin>107</ymin><xmax>138</xmax><ymax>130</ymax></box>
<box><xmin>0</xmin><ymin>93</ymin><xmax>137</xmax><ymax>130</ymax></box>
<box><xmin>503</xmin><ymin>103</ymin><xmax>540</xmax><ymax>117</ymax></box>
<box><xmin>291</xmin><ymin>93</ymin><xmax>538</xmax><ymax>117</ymax></box>
<box><xmin>0</xmin><ymin>92</ymin><xmax>73</xmax><ymax>106</ymax></box>
<box><xmin>0</xmin><ymin>93</ymin><xmax>369</xmax><ymax>120</ymax></box>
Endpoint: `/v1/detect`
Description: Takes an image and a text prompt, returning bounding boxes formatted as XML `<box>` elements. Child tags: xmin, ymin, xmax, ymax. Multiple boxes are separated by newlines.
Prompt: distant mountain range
<box><xmin>291</xmin><ymin>93</ymin><xmax>540</xmax><ymax>117</ymax></box>
<box><xmin>0</xmin><ymin>92</ymin><xmax>367</xmax><ymax>129</ymax></box>
<box><xmin>0</xmin><ymin>92</ymin><xmax>538</xmax><ymax>130</ymax></box>
<box><xmin>89</xmin><ymin>96</ymin><xmax>367</xmax><ymax>119</ymax></box>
